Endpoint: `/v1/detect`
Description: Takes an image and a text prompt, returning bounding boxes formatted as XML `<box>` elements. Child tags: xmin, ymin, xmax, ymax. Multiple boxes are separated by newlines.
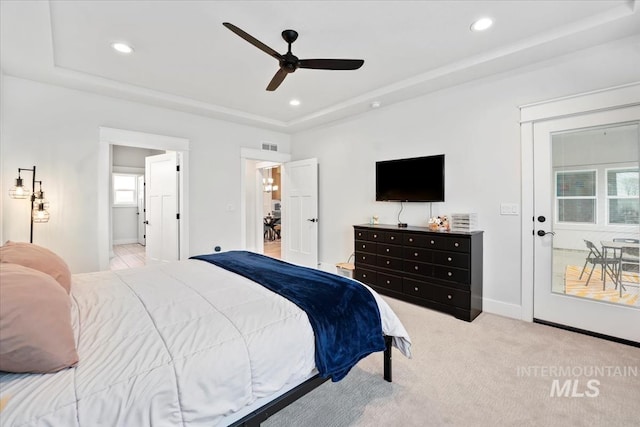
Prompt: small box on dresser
<box><xmin>354</xmin><ymin>224</ymin><xmax>483</xmax><ymax>322</ymax></box>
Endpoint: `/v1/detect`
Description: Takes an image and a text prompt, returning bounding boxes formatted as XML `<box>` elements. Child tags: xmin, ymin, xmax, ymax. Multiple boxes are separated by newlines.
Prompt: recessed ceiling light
<box><xmin>289</xmin><ymin>99</ymin><xmax>301</xmax><ymax>106</ymax></box>
<box><xmin>111</xmin><ymin>42</ymin><xmax>134</xmax><ymax>54</ymax></box>
<box><xmin>470</xmin><ymin>17</ymin><xmax>493</xmax><ymax>32</ymax></box>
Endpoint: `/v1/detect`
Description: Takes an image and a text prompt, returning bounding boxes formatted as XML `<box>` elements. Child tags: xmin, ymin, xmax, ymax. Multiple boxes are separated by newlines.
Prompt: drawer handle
<box><xmin>362</xmin><ymin>244</ymin><xmax>366</xmax><ymax>249</ymax></box>
<box><xmin>409</xmin><ymin>238</ymin><xmax>413</xmax><ymax>242</ymax></box>
<box><xmin>414</xmin><ymin>287</ymin><xmax>419</xmax><ymax>291</ymax></box>
<box><xmin>447</xmin><ymin>257</ymin><xmax>452</xmax><ymax>262</ymax></box>
<box><xmin>386</xmin><ymin>248</ymin><xmax>390</xmax><ymax>252</ymax></box>
<box><xmin>386</xmin><ymin>261</ymin><xmax>390</xmax><ymax>265</ymax></box>
<box><xmin>454</xmin><ymin>242</ymin><xmax>459</xmax><ymax>247</ymax></box>
<box><xmin>390</xmin><ymin>236</ymin><xmax>395</xmax><ymax>240</ymax></box>
<box><xmin>386</xmin><ymin>280</ymin><xmax>391</xmax><ymax>284</ymax></box>
<box><xmin>363</xmin><ymin>274</ymin><xmax>367</xmax><ymax>278</ymax></box>
<box><xmin>447</xmin><ymin>294</ymin><xmax>452</xmax><ymax>300</ymax></box>
<box><xmin>414</xmin><ymin>252</ymin><xmax>419</xmax><ymax>257</ymax></box>
<box><xmin>362</xmin><ymin>256</ymin><xmax>366</xmax><ymax>260</ymax></box>
<box><xmin>373</xmin><ymin>234</ymin><xmax>378</xmax><ymax>238</ymax></box>
<box><xmin>447</xmin><ymin>272</ymin><xmax>453</xmax><ymax>277</ymax></box>
<box><xmin>430</xmin><ymin>240</ymin><xmax>435</xmax><ymax>244</ymax></box>
<box><xmin>414</xmin><ymin>266</ymin><xmax>419</xmax><ymax>271</ymax></box>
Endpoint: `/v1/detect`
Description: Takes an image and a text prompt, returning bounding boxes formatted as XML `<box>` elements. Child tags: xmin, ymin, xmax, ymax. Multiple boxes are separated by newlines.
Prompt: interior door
<box><xmin>282</xmin><ymin>158</ymin><xmax>318</xmax><ymax>268</ymax></box>
<box><xmin>136</xmin><ymin>175</ymin><xmax>146</xmax><ymax>246</ymax></box>
<box><xmin>533</xmin><ymin>106</ymin><xmax>640</xmax><ymax>343</ymax></box>
<box><xmin>145</xmin><ymin>152</ymin><xmax>179</xmax><ymax>263</ymax></box>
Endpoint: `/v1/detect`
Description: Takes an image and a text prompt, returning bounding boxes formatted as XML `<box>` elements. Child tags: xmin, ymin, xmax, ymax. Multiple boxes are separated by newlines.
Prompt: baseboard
<box><xmin>113</xmin><ymin>238</ymin><xmax>139</xmax><ymax>245</ymax></box>
<box><xmin>481</xmin><ymin>297</ymin><xmax>522</xmax><ymax>320</ymax></box>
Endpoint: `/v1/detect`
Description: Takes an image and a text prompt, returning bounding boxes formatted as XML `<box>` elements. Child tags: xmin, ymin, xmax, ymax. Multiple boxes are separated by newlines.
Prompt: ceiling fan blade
<box><xmin>266</xmin><ymin>68</ymin><xmax>288</xmax><ymax>91</ymax></box>
<box><xmin>223</xmin><ymin>22</ymin><xmax>283</xmax><ymax>61</ymax></box>
<box><xmin>298</xmin><ymin>59</ymin><xmax>364</xmax><ymax>70</ymax></box>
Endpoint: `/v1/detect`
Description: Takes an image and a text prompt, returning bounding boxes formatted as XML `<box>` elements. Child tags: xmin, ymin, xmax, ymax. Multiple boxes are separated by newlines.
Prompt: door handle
<box><xmin>143</xmin><ymin>220</ymin><xmax>149</xmax><ymax>225</ymax></box>
<box><xmin>537</xmin><ymin>230</ymin><xmax>555</xmax><ymax>236</ymax></box>
<box><xmin>307</xmin><ymin>218</ymin><xmax>318</xmax><ymax>223</ymax></box>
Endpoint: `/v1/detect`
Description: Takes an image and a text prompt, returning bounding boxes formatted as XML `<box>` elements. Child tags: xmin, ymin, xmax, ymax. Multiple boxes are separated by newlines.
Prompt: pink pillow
<box><xmin>0</xmin><ymin>241</ymin><xmax>71</xmax><ymax>293</ymax></box>
<box><xmin>0</xmin><ymin>263</ymin><xmax>78</xmax><ymax>373</ymax></box>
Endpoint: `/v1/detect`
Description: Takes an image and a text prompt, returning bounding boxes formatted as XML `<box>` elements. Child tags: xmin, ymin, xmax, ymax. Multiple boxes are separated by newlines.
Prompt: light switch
<box><xmin>500</xmin><ymin>203</ymin><xmax>519</xmax><ymax>215</ymax></box>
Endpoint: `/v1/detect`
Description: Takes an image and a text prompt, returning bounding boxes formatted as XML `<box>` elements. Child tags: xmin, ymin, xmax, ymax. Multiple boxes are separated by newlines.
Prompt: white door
<box><xmin>137</xmin><ymin>175</ymin><xmax>146</xmax><ymax>246</ymax></box>
<box><xmin>533</xmin><ymin>106</ymin><xmax>640</xmax><ymax>343</ymax></box>
<box><xmin>145</xmin><ymin>152</ymin><xmax>179</xmax><ymax>263</ymax></box>
<box><xmin>282</xmin><ymin>158</ymin><xmax>318</xmax><ymax>268</ymax></box>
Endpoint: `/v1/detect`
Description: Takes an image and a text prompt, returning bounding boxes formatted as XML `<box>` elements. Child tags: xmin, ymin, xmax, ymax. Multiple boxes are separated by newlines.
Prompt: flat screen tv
<box><xmin>376</xmin><ymin>154</ymin><xmax>445</xmax><ymax>202</ymax></box>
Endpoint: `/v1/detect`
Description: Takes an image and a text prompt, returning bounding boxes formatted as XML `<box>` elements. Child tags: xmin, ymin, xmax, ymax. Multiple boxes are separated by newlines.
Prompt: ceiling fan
<box><xmin>222</xmin><ymin>22</ymin><xmax>365</xmax><ymax>91</ymax></box>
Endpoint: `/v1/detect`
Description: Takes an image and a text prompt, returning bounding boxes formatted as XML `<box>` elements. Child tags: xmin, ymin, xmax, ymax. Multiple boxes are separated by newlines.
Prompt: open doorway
<box><xmin>261</xmin><ymin>165</ymin><xmax>282</xmax><ymax>260</ymax></box>
<box><xmin>110</xmin><ymin>145</ymin><xmax>163</xmax><ymax>270</ymax></box>
<box><xmin>240</xmin><ymin>148</ymin><xmax>291</xmax><ymax>258</ymax></box>
<box><xmin>98</xmin><ymin>127</ymin><xmax>190</xmax><ymax>271</ymax></box>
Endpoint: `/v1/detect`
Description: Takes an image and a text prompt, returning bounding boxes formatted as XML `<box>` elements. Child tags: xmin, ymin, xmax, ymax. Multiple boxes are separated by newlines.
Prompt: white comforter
<box><xmin>0</xmin><ymin>259</ymin><xmax>411</xmax><ymax>426</ymax></box>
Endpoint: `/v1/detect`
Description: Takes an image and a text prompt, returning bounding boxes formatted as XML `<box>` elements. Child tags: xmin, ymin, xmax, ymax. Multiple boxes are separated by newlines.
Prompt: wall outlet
<box><xmin>500</xmin><ymin>203</ymin><xmax>519</xmax><ymax>215</ymax></box>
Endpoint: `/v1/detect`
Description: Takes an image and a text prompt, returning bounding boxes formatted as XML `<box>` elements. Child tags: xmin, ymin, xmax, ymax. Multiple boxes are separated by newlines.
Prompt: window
<box><xmin>556</xmin><ymin>170</ymin><xmax>596</xmax><ymax>223</ymax></box>
<box><xmin>113</xmin><ymin>174</ymin><xmax>138</xmax><ymax>206</ymax></box>
<box><xmin>607</xmin><ymin>168</ymin><xmax>639</xmax><ymax>224</ymax></box>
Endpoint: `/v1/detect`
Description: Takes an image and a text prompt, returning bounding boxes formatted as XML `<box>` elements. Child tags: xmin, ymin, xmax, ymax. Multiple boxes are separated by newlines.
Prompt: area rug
<box><xmin>564</xmin><ymin>264</ymin><xmax>639</xmax><ymax>306</ymax></box>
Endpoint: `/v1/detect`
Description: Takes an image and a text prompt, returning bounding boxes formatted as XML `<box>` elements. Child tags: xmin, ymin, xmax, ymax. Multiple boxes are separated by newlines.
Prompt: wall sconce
<box><xmin>8</xmin><ymin>166</ymin><xmax>50</xmax><ymax>243</ymax></box>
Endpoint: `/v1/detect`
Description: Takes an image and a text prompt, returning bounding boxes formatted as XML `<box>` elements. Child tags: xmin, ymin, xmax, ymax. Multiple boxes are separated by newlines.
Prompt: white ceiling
<box><xmin>2</xmin><ymin>0</ymin><xmax>639</xmax><ymax>133</ymax></box>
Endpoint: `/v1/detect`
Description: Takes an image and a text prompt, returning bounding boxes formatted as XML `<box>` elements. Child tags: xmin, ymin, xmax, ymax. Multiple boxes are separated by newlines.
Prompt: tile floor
<box><xmin>110</xmin><ymin>243</ymin><xmax>146</xmax><ymax>271</ymax></box>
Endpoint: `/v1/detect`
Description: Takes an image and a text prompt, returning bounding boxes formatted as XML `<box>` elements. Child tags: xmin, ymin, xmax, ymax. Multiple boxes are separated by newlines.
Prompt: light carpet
<box><xmin>264</xmin><ymin>297</ymin><xmax>639</xmax><ymax>427</ymax></box>
<box><xmin>564</xmin><ymin>265</ymin><xmax>639</xmax><ymax>306</ymax></box>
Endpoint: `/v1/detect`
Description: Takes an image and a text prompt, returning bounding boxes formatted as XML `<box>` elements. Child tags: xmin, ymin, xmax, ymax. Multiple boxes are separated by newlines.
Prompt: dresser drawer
<box><xmin>433</xmin><ymin>251</ymin><xmax>469</xmax><ymax>268</ymax></box>
<box><xmin>386</xmin><ymin>232</ymin><xmax>402</xmax><ymax>244</ymax></box>
<box><xmin>355</xmin><ymin>251</ymin><xmax>377</xmax><ymax>266</ymax></box>
<box><xmin>431</xmin><ymin>284</ymin><xmax>470</xmax><ymax>309</ymax></box>
<box><xmin>354</xmin><ymin>267</ymin><xmax>376</xmax><ymax>286</ymax></box>
<box><xmin>402</xmin><ymin>278</ymin><xmax>430</xmax><ymax>299</ymax></box>
<box><xmin>403</xmin><ymin>247</ymin><xmax>433</xmax><ymax>263</ymax></box>
<box><xmin>355</xmin><ymin>241</ymin><xmax>377</xmax><ymax>254</ymax></box>
<box><xmin>403</xmin><ymin>260</ymin><xmax>433</xmax><ymax>277</ymax></box>
<box><xmin>354</xmin><ymin>229</ymin><xmax>369</xmax><ymax>241</ymax></box>
<box><xmin>377</xmin><ymin>244</ymin><xmax>403</xmax><ymax>258</ymax></box>
<box><xmin>377</xmin><ymin>272</ymin><xmax>403</xmax><ymax>293</ymax></box>
<box><xmin>377</xmin><ymin>256</ymin><xmax>403</xmax><ymax>270</ymax></box>
<box><xmin>440</xmin><ymin>237</ymin><xmax>470</xmax><ymax>253</ymax></box>
<box><xmin>369</xmin><ymin>230</ymin><xmax>385</xmax><ymax>242</ymax></box>
<box><xmin>404</xmin><ymin>233</ymin><xmax>430</xmax><ymax>247</ymax></box>
<box><xmin>433</xmin><ymin>265</ymin><xmax>469</xmax><ymax>284</ymax></box>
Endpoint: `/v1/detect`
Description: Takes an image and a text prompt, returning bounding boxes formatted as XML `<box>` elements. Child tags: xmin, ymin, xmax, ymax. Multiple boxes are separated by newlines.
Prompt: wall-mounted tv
<box><xmin>376</xmin><ymin>154</ymin><xmax>445</xmax><ymax>202</ymax></box>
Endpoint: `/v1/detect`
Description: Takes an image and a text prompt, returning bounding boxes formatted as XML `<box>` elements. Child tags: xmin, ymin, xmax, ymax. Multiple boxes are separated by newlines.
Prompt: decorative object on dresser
<box><xmin>354</xmin><ymin>224</ymin><xmax>483</xmax><ymax>321</ymax></box>
<box><xmin>450</xmin><ymin>213</ymin><xmax>478</xmax><ymax>232</ymax></box>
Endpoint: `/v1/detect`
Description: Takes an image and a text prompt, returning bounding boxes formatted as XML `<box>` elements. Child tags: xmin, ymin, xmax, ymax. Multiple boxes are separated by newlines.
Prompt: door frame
<box><xmin>520</xmin><ymin>82</ymin><xmax>640</xmax><ymax>321</ymax></box>
<box><xmin>240</xmin><ymin>148</ymin><xmax>291</xmax><ymax>254</ymax></box>
<box><xmin>98</xmin><ymin>126</ymin><xmax>190</xmax><ymax>270</ymax></box>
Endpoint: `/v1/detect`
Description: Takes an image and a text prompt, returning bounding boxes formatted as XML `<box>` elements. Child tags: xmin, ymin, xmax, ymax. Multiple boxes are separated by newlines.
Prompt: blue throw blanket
<box><xmin>190</xmin><ymin>251</ymin><xmax>385</xmax><ymax>381</ymax></box>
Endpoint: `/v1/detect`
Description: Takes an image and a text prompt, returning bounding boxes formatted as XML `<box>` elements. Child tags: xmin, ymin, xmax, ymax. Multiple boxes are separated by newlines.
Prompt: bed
<box><xmin>0</xmin><ymin>248</ymin><xmax>411</xmax><ymax>426</ymax></box>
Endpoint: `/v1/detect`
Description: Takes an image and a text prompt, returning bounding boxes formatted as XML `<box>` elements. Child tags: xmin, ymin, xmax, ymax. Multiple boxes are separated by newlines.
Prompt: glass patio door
<box><xmin>533</xmin><ymin>105</ymin><xmax>640</xmax><ymax>343</ymax></box>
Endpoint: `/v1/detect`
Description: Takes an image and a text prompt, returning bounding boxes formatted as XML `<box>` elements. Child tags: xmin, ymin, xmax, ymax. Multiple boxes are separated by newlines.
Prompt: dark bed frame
<box><xmin>229</xmin><ymin>336</ymin><xmax>393</xmax><ymax>427</ymax></box>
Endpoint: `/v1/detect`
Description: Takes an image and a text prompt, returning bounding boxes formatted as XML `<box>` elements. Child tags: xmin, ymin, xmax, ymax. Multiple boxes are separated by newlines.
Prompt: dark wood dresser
<box><xmin>353</xmin><ymin>224</ymin><xmax>483</xmax><ymax>321</ymax></box>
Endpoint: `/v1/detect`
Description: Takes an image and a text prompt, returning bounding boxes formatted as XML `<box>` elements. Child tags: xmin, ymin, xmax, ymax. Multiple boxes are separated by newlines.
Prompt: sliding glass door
<box><xmin>533</xmin><ymin>105</ymin><xmax>640</xmax><ymax>343</ymax></box>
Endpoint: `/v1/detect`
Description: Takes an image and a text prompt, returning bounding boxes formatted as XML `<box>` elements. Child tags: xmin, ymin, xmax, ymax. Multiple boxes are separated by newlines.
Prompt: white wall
<box><xmin>289</xmin><ymin>36</ymin><xmax>640</xmax><ymax>318</ymax></box>
<box><xmin>0</xmin><ymin>76</ymin><xmax>291</xmax><ymax>272</ymax></box>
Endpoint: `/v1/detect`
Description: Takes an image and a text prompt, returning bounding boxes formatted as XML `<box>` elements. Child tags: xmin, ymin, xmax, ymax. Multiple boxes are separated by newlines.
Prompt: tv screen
<box><xmin>376</xmin><ymin>154</ymin><xmax>445</xmax><ymax>202</ymax></box>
